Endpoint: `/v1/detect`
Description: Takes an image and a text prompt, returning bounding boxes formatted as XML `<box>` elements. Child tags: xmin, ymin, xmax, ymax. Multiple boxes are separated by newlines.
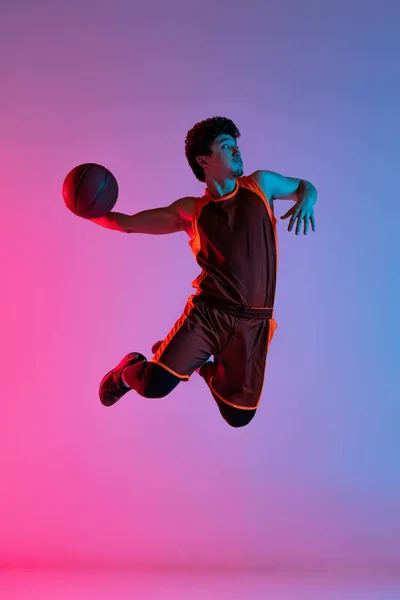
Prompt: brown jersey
<box><xmin>188</xmin><ymin>175</ymin><xmax>278</xmax><ymax>309</ymax></box>
<box><xmin>150</xmin><ymin>174</ymin><xmax>278</xmax><ymax>410</ymax></box>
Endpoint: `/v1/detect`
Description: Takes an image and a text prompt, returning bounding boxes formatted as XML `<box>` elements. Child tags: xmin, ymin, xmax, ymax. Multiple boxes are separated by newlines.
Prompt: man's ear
<box><xmin>196</xmin><ymin>156</ymin><xmax>208</xmax><ymax>167</ymax></box>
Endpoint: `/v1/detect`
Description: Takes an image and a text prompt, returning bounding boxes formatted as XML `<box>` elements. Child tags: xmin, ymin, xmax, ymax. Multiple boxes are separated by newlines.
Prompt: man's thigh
<box><xmin>209</xmin><ymin>317</ymin><xmax>273</xmax><ymax>410</ymax></box>
<box><xmin>150</xmin><ymin>302</ymin><xmax>226</xmax><ymax>378</ymax></box>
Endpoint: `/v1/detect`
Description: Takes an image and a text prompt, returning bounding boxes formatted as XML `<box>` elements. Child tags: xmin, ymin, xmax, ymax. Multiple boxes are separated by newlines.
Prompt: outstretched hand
<box><xmin>280</xmin><ymin>197</ymin><xmax>316</xmax><ymax>235</ymax></box>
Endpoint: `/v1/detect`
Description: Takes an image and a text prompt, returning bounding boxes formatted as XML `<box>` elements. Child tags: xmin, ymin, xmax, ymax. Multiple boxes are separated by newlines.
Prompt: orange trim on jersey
<box><xmin>149</xmin><ymin>359</ymin><xmax>190</xmax><ymax>380</ymax></box>
<box><xmin>205</xmin><ymin>180</ymin><xmax>239</xmax><ymax>202</ymax></box>
<box><xmin>238</xmin><ymin>175</ymin><xmax>279</xmax><ymax>276</ymax></box>
<box><xmin>188</xmin><ymin>195</ymin><xmax>211</xmax><ymax>259</ymax></box>
<box><xmin>238</xmin><ymin>176</ymin><xmax>276</xmax><ymax>224</ymax></box>
<box><xmin>188</xmin><ymin>196</ymin><xmax>212</xmax><ymax>299</ymax></box>
<box><xmin>185</xmin><ymin>272</ymin><xmax>208</xmax><ymax>312</ymax></box>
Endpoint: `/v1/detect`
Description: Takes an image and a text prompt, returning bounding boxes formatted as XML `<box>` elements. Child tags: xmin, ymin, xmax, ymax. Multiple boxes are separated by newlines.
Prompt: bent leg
<box><xmin>123</xmin><ymin>360</ymin><xmax>182</xmax><ymax>399</ymax></box>
<box><xmin>199</xmin><ymin>362</ymin><xmax>256</xmax><ymax>428</ymax></box>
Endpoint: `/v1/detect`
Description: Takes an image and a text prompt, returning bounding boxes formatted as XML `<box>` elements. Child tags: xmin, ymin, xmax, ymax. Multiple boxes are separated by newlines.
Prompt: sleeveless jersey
<box><xmin>188</xmin><ymin>175</ymin><xmax>278</xmax><ymax>309</ymax></box>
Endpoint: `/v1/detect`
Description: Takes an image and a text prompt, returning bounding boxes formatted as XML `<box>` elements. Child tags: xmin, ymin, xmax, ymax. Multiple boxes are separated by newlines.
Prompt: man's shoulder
<box><xmin>246</xmin><ymin>170</ymin><xmax>267</xmax><ymax>188</ymax></box>
<box><xmin>238</xmin><ymin>172</ymin><xmax>274</xmax><ymax>208</ymax></box>
<box><xmin>239</xmin><ymin>171</ymin><xmax>269</xmax><ymax>196</ymax></box>
<box><xmin>172</xmin><ymin>196</ymin><xmax>205</xmax><ymax>222</ymax></box>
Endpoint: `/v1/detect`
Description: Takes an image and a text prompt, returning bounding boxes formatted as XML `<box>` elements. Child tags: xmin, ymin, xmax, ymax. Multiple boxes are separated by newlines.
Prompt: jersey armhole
<box><xmin>238</xmin><ymin>176</ymin><xmax>277</xmax><ymax>224</ymax></box>
<box><xmin>188</xmin><ymin>196</ymin><xmax>210</xmax><ymax>255</ymax></box>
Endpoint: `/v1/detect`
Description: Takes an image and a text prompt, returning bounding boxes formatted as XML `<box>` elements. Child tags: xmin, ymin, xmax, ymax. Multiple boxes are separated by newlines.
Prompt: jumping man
<box><xmin>91</xmin><ymin>117</ymin><xmax>317</xmax><ymax>428</ymax></box>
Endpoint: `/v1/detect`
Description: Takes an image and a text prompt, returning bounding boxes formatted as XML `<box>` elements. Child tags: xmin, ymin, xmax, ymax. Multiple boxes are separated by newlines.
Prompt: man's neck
<box><xmin>206</xmin><ymin>177</ymin><xmax>237</xmax><ymax>199</ymax></box>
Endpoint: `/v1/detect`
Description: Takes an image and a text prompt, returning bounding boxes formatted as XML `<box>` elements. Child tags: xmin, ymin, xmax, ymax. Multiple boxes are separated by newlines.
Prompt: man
<box><xmin>91</xmin><ymin>117</ymin><xmax>317</xmax><ymax>427</ymax></box>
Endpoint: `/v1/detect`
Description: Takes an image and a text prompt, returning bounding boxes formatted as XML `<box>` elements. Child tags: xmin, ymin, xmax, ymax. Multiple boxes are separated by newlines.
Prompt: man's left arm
<box><xmin>252</xmin><ymin>170</ymin><xmax>317</xmax><ymax>235</ymax></box>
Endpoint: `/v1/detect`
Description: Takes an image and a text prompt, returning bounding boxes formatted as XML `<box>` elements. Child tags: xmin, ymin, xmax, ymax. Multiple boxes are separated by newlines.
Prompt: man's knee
<box><xmin>224</xmin><ymin>412</ymin><xmax>256</xmax><ymax>427</ymax></box>
<box><xmin>138</xmin><ymin>362</ymin><xmax>181</xmax><ymax>399</ymax></box>
<box><xmin>219</xmin><ymin>402</ymin><xmax>257</xmax><ymax>427</ymax></box>
<box><xmin>138</xmin><ymin>385</ymin><xmax>171</xmax><ymax>399</ymax></box>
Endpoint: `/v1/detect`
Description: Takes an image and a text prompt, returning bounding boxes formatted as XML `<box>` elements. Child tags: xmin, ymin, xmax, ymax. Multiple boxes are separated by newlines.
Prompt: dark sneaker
<box><xmin>99</xmin><ymin>352</ymin><xmax>146</xmax><ymax>407</ymax></box>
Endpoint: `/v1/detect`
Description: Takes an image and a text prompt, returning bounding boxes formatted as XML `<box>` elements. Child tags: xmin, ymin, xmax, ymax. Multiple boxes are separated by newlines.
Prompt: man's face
<box><xmin>198</xmin><ymin>134</ymin><xmax>243</xmax><ymax>181</ymax></box>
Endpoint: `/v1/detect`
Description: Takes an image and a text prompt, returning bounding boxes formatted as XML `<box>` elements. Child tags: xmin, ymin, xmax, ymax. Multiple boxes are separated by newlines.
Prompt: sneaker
<box><xmin>99</xmin><ymin>352</ymin><xmax>146</xmax><ymax>407</ymax></box>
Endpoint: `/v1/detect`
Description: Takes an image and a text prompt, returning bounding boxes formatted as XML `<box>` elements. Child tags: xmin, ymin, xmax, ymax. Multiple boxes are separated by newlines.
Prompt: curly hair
<box><xmin>185</xmin><ymin>116</ymin><xmax>241</xmax><ymax>182</ymax></box>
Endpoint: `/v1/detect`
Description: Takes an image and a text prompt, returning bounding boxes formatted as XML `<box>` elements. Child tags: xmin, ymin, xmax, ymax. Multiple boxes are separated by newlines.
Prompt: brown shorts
<box><xmin>150</xmin><ymin>295</ymin><xmax>277</xmax><ymax>410</ymax></box>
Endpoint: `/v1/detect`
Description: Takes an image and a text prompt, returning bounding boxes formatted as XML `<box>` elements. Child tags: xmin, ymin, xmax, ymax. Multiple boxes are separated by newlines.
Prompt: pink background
<box><xmin>1</xmin><ymin>0</ymin><xmax>399</xmax><ymax>572</ymax></box>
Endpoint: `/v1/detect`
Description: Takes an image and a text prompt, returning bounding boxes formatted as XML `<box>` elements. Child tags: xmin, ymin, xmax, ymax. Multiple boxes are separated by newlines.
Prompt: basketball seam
<box><xmin>81</xmin><ymin>171</ymin><xmax>109</xmax><ymax>217</ymax></box>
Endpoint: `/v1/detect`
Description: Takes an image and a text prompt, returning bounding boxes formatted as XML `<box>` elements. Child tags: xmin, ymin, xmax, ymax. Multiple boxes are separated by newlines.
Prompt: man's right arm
<box><xmin>90</xmin><ymin>197</ymin><xmax>196</xmax><ymax>236</ymax></box>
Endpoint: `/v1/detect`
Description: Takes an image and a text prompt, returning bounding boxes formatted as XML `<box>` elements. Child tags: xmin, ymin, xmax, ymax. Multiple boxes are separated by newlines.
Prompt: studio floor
<box><xmin>1</xmin><ymin>570</ymin><xmax>400</xmax><ymax>599</ymax></box>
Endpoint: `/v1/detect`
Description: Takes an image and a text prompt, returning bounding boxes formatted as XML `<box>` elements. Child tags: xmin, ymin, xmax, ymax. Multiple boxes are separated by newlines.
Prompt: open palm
<box><xmin>280</xmin><ymin>198</ymin><xmax>316</xmax><ymax>235</ymax></box>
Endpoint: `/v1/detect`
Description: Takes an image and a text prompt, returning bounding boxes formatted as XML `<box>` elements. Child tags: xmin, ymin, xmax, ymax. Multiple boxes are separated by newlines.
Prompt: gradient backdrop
<box><xmin>1</xmin><ymin>0</ymin><xmax>399</xmax><ymax>573</ymax></box>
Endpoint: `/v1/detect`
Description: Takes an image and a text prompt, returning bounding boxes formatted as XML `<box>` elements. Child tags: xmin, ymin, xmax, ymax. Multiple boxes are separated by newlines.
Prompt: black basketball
<box><xmin>62</xmin><ymin>163</ymin><xmax>118</xmax><ymax>219</ymax></box>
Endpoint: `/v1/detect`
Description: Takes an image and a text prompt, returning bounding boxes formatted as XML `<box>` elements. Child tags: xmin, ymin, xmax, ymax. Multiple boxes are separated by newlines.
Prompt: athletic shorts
<box><xmin>150</xmin><ymin>294</ymin><xmax>277</xmax><ymax>410</ymax></box>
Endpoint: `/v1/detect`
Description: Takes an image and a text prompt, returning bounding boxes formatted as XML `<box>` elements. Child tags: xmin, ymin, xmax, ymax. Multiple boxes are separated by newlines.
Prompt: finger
<box><xmin>295</xmin><ymin>212</ymin><xmax>304</xmax><ymax>234</ymax></box>
<box><xmin>281</xmin><ymin>207</ymin><xmax>294</xmax><ymax>220</ymax></box>
<box><xmin>289</xmin><ymin>208</ymin><xmax>301</xmax><ymax>231</ymax></box>
<box><xmin>310</xmin><ymin>214</ymin><xmax>316</xmax><ymax>232</ymax></box>
<box><xmin>304</xmin><ymin>216</ymin><xmax>309</xmax><ymax>235</ymax></box>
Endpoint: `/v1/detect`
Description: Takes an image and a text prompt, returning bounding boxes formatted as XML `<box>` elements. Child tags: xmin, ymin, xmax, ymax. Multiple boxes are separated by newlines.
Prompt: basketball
<box><xmin>62</xmin><ymin>163</ymin><xmax>119</xmax><ymax>219</ymax></box>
